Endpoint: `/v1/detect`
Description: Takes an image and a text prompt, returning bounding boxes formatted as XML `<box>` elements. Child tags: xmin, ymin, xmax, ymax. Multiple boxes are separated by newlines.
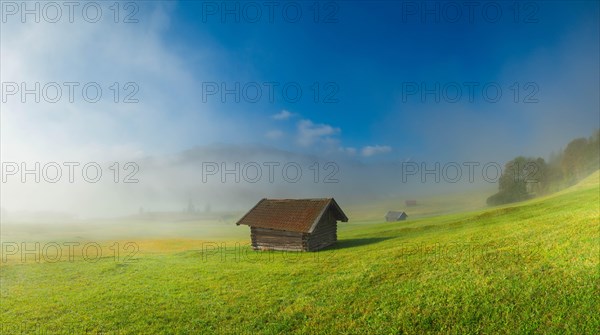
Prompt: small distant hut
<box><xmin>236</xmin><ymin>198</ymin><xmax>348</xmax><ymax>252</ymax></box>
<box><xmin>405</xmin><ymin>200</ymin><xmax>417</xmax><ymax>206</ymax></box>
<box><xmin>385</xmin><ymin>211</ymin><xmax>408</xmax><ymax>222</ymax></box>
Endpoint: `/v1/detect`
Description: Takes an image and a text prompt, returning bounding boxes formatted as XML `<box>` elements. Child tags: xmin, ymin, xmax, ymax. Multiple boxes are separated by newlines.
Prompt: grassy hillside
<box><xmin>343</xmin><ymin>186</ymin><xmax>495</xmax><ymax>222</ymax></box>
<box><xmin>1</xmin><ymin>172</ymin><xmax>598</xmax><ymax>334</ymax></box>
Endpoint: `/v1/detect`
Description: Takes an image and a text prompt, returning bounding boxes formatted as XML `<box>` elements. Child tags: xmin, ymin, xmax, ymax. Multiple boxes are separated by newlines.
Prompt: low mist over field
<box><xmin>1</xmin><ymin>144</ymin><xmax>500</xmax><ymax>219</ymax></box>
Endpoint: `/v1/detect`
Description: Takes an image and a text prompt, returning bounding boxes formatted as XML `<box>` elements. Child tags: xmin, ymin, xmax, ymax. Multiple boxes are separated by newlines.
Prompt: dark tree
<box><xmin>487</xmin><ymin>156</ymin><xmax>547</xmax><ymax>205</ymax></box>
<box><xmin>487</xmin><ymin>129</ymin><xmax>599</xmax><ymax>206</ymax></box>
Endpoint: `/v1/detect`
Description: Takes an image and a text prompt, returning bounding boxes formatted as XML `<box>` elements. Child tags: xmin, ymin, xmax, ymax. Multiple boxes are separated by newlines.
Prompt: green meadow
<box><xmin>0</xmin><ymin>172</ymin><xmax>598</xmax><ymax>334</ymax></box>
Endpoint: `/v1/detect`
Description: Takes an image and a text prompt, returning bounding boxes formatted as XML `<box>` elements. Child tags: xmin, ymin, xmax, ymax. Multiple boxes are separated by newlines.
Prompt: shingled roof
<box><xmin>235</xmin><ymin>198</ymin><xmax>348</xmax><ymax>233</ymax></box>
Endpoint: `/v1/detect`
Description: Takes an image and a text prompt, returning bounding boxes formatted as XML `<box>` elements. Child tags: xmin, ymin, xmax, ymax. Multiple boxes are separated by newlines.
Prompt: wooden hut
<box><xmin>385</xmin><ymin>211</ymin><xmax>408</xmax><ymax>222</ymax></box>
<box><xmin>236</xmin><ymin>198</ymin><xmax>348</xmax><ymax>251</ymax></box>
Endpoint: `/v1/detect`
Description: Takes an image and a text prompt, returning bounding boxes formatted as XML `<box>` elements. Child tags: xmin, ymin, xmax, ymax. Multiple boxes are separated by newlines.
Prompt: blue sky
<box><xmin>159</xmin><ymin>0</ymin><xmax>599</xmax><ymax>161</ymax></box>
<box><xmin>2</xmin><ymin>1</ymin><xmax>598</xmax><ymax>162</ymax></box>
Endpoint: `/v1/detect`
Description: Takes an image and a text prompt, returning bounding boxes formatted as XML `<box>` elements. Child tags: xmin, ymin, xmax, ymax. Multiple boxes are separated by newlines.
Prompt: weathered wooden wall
<box><xmin>306</xmin><ymin>210</ymin><xmax>337</xmax><ymax>251</ymax></box>
<box><xmin>251</xmin><ymin>227</ymin><xmax>305</xmax><ymax>251</ymax></box>
<box><xmin>251</xmin><ymin>208</ymin><xmax>339</xmax><ymax>251</ymax></box>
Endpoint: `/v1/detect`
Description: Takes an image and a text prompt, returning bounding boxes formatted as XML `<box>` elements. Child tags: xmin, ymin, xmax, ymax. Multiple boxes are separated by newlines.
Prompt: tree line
<box><xmin>487</xmin><ymin>129</ymin><xmax>600</xmax><ymax>206</ymax></box>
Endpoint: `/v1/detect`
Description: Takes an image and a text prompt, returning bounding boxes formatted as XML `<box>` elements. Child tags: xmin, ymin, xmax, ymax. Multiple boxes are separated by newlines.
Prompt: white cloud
<box><xmin>296</xmin><ymin>119</ymin><xmax>341</xmax><ymax>147</ymax></box>
<box><xmin>272</xmin><ymin>110</ymin><xmax>294</xmax><ymax>120</ymax></box>
<box><xmin>361</xmin><ymin>145</ymin><xmax>392</xmax><ymax>157</ymax></box>
<box><xmin>265</xmin><ymin>130</ymin><xmax>284</xmax><ymax>139</ymax></box>
<box><xmin>0</xmin><ymin>2</ymin><xmax>225</xmax><ymax>162</ymax></box>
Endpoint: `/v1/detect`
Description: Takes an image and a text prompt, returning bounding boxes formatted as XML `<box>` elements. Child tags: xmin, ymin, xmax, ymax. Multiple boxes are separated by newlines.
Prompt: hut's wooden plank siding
<box><xmin>251</xmin><ymin>227</ymin><xmax>304</xmax><ymax>251</ymax></box>
<box><xmin>306</xmin><ymin>211</ymin><xmax>337</xmax><ymax>251</ymax></box>
<box><xmin>251</xmin><ymin>211</ymin><xmax>338</xmax><ymax>251</ymax></box>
